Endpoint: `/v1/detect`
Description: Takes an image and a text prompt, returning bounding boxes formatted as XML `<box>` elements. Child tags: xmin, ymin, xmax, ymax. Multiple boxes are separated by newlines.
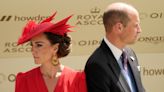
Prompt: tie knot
<box><xmin>122</xmin><ymin>51</ymin><xmax>127</xmax><ymax>60</ymax></box>
<box><xmin>122</xmin><ymin>50</ymin><xmax>128</xmax><ymax>70</ymax></box>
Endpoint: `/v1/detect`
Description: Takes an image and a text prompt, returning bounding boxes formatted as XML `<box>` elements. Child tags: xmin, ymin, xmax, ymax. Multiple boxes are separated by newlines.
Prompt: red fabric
<box><xmin>15</xmin><ymin>67</ymin><xmax>87</xmax><ymax>92</ymax></box>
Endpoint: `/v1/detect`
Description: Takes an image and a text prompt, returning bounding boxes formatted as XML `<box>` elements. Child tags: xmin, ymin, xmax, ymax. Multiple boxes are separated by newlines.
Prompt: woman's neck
<box><xmin>40</xmin><ymin>62</ymin><xmax>64</xmax><ymax>79</ymax></box>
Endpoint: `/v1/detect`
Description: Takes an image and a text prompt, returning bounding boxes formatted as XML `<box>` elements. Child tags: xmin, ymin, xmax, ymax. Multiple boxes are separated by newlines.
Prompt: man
<box><xmin>85</xmin><ymin>2</ymin><xmax>145</xmax><ymax>92</ymax></box>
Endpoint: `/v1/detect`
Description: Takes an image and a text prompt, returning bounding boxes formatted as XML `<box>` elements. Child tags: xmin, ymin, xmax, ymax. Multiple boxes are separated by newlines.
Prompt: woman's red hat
<box><xmin>17</xmin><ymin>12</ymin><xmax>73</xmax><ymax>45</ymax></box>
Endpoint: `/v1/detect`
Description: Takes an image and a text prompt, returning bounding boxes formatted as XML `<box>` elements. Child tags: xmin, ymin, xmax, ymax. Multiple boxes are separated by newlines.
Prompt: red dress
<box><xmin>15</xmin><ymin>67</ymin><xmax>87</xmax><ymax>92</ymax></box>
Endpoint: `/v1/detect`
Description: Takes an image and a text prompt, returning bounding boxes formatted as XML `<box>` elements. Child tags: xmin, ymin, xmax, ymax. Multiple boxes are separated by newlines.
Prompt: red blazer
<box><xmin>15</xmin><ymin>67</ymin><xmax>87</xmax><ymax>92</ymax></box>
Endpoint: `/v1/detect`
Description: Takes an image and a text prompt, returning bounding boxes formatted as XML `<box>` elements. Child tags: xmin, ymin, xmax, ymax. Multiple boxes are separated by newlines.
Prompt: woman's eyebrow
<box><xmin>35</xmin><ymin>41</ymin><xmax>45</xmax><ymax>44</ymax></box>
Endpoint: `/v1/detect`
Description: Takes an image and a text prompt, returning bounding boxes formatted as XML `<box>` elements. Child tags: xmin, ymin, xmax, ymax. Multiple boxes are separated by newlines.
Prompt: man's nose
<box><xmin>138</xmin><ymin>25</ymin><xmax>142</xmax><ymax>33</ymax></box>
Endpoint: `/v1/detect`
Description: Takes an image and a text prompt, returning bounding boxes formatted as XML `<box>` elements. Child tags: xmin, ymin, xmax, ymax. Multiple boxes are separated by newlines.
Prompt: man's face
<box><xmin>121</xmin><ymin>13</ymin><xmax>141</xmax><ymax>45</ymax></box>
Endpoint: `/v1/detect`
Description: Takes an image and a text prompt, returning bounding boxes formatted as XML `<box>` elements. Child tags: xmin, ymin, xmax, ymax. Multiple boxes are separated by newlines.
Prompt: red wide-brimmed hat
<box><xmin>17</xmin><ymin>12</ymin><xmax>73</xmax><ymax>45</ymax></box>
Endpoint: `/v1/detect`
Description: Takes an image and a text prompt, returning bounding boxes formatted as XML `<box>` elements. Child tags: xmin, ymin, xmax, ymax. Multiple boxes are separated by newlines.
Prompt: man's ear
<box><xmin>112</xmin><ymin>22</ymin><xmax>123</xmax><ymax>33</ymax></box>
<box><xmin>116</xmin><ymin>22</ymin><xmax>124</xmax><ymax>32</ymax></box>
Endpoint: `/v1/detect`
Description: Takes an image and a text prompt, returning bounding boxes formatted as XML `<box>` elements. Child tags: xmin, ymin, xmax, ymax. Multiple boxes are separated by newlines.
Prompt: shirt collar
<box><xmin>103</xmin><ymin>36</ymin><xmax>122</xmax><ymax>61</ymax></box>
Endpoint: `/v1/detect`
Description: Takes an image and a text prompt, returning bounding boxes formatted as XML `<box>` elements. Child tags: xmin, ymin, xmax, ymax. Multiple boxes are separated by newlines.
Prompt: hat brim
<box><xmin>18</xmin><ymin>22</ymin><xmax>53</xmax><ymax>45</ymax></box>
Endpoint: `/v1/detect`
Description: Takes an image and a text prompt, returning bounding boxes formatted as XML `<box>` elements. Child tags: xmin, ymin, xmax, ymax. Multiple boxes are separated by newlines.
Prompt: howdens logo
<box><xmin>0</xmin><ymin>14</ymin><xmax>48</xmax><ymax>22</ymax></box>
<box><xmin>142</xmin><ymin>67</ymin><xmax>164</xmax><ymax>76</ymax></box>
<box><xmin>0</xmin><ymin>15</ymin><xmax>12</xmax><ymax>21</ymax></box>
<box><xmin>14</xmin><ymin>15</ymin><xmax>48</xmax><ymax>22</ymax></box>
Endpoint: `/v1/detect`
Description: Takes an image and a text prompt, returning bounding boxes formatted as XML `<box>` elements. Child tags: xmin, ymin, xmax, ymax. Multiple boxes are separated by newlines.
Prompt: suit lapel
<box><xmin>127</xmin><ymin>52</ymin><xmax>143</xmax><ymax>92</ymax></box>
<box><xmin>101</xmin><ymin>41</ymin><xmax>131</xmax><ymax>92</ymax></box>
<box><xmin>118</xmin><ymin>71</ymin><xmax>131</xmax><ymax>92</ymax></box>
<box><xmin>108</xmin><ymin>57</ymin><xmax>131</xmax><ymax>92</ymax></box>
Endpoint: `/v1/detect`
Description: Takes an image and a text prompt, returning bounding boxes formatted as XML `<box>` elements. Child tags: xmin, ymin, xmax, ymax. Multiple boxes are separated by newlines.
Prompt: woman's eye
<box><xmin>36</xmin><ymin>44</ymin><xmax>42</xmax><ymax>47</ymax></box>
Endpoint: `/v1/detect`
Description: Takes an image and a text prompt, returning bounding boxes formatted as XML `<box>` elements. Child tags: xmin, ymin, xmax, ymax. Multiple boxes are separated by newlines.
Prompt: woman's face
<box><xmin>30</xmin><ymin>33</ymin><xmax>57</xmax><ymax>65</ymax></box>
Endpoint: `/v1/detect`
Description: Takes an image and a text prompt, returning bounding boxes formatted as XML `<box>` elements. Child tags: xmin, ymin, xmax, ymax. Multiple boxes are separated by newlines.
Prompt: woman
<box><xmin>15</xmin><ymin>13</ymin><xmax>87</xmax><ymax>92</ymax></box>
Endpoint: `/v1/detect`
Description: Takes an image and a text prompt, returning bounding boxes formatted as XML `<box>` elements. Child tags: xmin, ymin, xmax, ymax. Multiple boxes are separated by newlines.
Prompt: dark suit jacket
<box><xmin>85</xmin><ymin>40</ymin><xmax>145</xmax><ymax>92</ymax></box>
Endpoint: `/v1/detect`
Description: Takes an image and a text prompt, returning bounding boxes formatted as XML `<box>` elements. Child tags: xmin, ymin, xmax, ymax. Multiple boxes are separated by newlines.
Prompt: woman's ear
<box><xmin>53</xmin><ymin>43</ymin><xmax>59</xmax><ymax>52</ymax></box>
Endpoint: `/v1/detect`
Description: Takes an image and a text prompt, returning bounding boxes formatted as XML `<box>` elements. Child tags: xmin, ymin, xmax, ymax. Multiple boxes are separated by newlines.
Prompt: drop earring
<box><xmin>52</xmin><ymin>56</ymin><xmax>59</xmax><ymax>66</ymax></box>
